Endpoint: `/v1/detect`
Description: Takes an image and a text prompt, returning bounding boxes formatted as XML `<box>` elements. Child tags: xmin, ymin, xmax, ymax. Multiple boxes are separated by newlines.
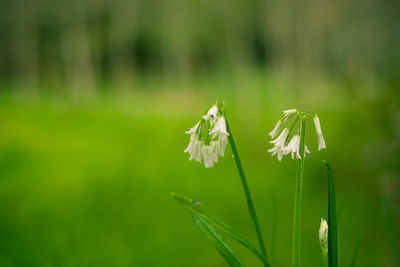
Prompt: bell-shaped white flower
<box><xmin>319</xmin><ymin>218</ymin><xmax>328</xmax><ymax>255</ymax></box>
<box><xmin>210</xmin><ymin>141</ymin><xmax>220</xmax><ymax>161</ymax></box>
<box><xmin>187</xmin><ymin>137</ymin><xmax>203</xmax><ymax>163</ymax></box>
<box><xmin>269</xmin><ymin>119</ymin><xmax>283</xmax><ymax>138</ymax></box>
<box><xmin>283</xmin><ymin>109</ymin><xmax>298</xmax><ymax>117</ymax></box>
<box><xmin>284</xmin><ymin>135</ymin><xmax>301</xmax><ymax>159</ymax></box>
<box><xmin>185</xmin><ymin>121</ymin><xmax>200</xmax><ymax>135</ymax></box>
<box><xmin>209</xmin><ymin>116</ymin><xmax>229</xmax><ymax>139</ymax></box>
<box><xmin>217</xmin><ymin>135</ymin><xmax>228</xmax><ymax>156</ymax></box>
<box><xmin>202</xmin><ymin>145</ymin><xmax>214</xmax><ymax>168</ymax></box>
<box><xmin>268</xmin><ymin>128</ymin><xmax>289</xmax><ymax>161</ymax></box>
<box><xmin>313</xmin><ymin>115</ymin><xmax>326</xmax><ymax>151</ymax></box>
<box><xmin>203</xmin><ymin>105</ymin><xmax>218</xmax><ymax>121</ymax></box>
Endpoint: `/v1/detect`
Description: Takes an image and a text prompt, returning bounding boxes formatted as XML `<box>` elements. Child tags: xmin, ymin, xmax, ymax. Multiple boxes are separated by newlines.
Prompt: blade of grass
<box><xmin>192</xmin><ymin>213</ymin><xmax>244</xmax><ymax>267</ymax></box>
<box><xmin>323</xmin><ymin>161</ymin><xmax>338</xmax><ymax>267</ymax></box>
<box><xmin>349</xmin><ymin>240</ymin><xmax>361</xmax><ymax>267</ymax></box>
<box><xmin>171</xmin><ymin>192</ymin><xmax>269</xmax><ymax>266</ymax></box>
<box><xmin>270</xmin><ymin>193</ymin><xmax>277</xmax><ymax>262</ymax></box>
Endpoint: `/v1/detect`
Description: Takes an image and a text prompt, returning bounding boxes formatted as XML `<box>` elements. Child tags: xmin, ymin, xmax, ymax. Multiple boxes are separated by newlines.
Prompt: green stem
<box><xmin>323</xmin><ymin>254</ymin><xmax>328</xmax><ymax>267</ymax></box>
<box><xmin>292</xmin><ymin>117</ymin><xmax>306</xmax><ymax>267</ymax></box>
<box><xmin>225</xmin><ymin>119</ymin><xmax>270</xmax><ymax>267</ymax></box>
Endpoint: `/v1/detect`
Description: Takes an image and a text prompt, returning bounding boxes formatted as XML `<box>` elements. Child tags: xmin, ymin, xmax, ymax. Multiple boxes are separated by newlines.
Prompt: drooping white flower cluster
<box><xmin>319</xmin><ymin>218</ymin><xmax>328</xmax><ymax>255</ymax></box>
<box><xmin>184</xmin><ymin>103</ymin><xmax>229</xmax><ymax>168</ymax></box>
<box><xmin>268</xmin><ymin>109</ymin><xmax>326</xmax><ymax>161</ymax></box>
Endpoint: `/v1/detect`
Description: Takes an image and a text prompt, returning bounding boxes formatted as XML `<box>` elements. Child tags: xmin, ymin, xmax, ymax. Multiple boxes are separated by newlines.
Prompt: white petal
<box><xmin>314</xmin><ymin>115</ymin><xmax>326</xmax><ymax>150</ymax></box>
<box><xmin>283</xmin><ymin>109</ymin><xmax>297</xmax><ymax>116</ymax></box>
<box><xmin>203</xmin><ymin>105</ymin><xmax>218</xmax><ymax>120</ymax></box>
<box><xmin>269</xmin><ymin>119</ymin><xmax>283</xmax><ymax>138</ymax></box>
<box><xmin>210</xmin><ymin>117</ymin><xmax>229</xmax><ymax>138</ymax></box>
<box><xmin>185</xmin><ymin>121</ymin><xmax>200</xmax><ymax>135</ymax></box>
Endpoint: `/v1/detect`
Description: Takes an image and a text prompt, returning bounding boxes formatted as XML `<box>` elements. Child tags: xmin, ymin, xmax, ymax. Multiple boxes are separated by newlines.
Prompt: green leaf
<box><xmin>349</xmin><ymin>240</ymin><xmax>361</xmax><ymax>267</ymax></box>
<box><xmin>171</xmin><ymin>192</ymin><xmax>269</xmax><ymax>266</ymax></box>
<box><xmin>323</xmin><ymin>161</ymin><xmax>338</xmax><ymax>267</ymax></box>
<box><xmin>192</xmin><ymin>214</ymin><xmax>244</xmax><ymax>267</ymax></box>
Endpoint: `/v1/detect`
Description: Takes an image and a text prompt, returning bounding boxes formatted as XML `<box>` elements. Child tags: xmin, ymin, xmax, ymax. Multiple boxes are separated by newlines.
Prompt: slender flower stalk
<box><xmin>181</xmin><ymin>102</ymin><xmax>271</xmax><ymax>267</ymax></box>
<box><xmin>226</xmin><ymin>119</ymin><xmax>270</xmax><ymax>267</ymax></box>
<box><xmin>292</xmin><ymin>116</ymin><xmax>306</xmax><ymax>267</ymax></box>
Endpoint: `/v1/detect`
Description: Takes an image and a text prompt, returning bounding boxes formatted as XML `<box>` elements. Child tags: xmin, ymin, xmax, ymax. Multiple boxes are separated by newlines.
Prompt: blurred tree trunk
<box><xmin>221</xmin><ymin>0</ymin><xmax>252</xmax><ymax>88</ymax></box>
<box><xmin>161</xmin><ymin>0</ymin><xmax>193</xmax><ymax>90</ymax></box>
<box><xmin>58</xmin><ymin>0</ymin><xmax>97</xmax><ymax>102</ymax></box>
<box><xmin>109</xmin><ymin>0</ymin><xmax>137</xmax><ymax>98</ymax></box>
<box><xmin>9</xmin><ymin>0</ymin><xmax>40</xmax><ymax>102</ymax></box>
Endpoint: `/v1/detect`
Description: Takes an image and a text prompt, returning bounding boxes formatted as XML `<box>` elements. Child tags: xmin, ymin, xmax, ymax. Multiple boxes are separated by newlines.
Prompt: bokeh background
<box><xmin>0</xmin><ymin>0</ymin><xmax>399</xmax><ymax>266</ymax></box>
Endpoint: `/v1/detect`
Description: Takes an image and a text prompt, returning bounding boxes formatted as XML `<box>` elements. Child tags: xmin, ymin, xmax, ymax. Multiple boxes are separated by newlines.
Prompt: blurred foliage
<box><xmin>0</xmin><ymin>0</ymin><xmax>400</xmax><ymax>98</ymax></box>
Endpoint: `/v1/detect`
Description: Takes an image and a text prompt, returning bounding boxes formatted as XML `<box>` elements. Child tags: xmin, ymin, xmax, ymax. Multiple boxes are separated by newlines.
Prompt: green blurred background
<box><xmin>0</xmin><ymin>0</ymin><xmax>399</xmax><ymax>266</ymax></box>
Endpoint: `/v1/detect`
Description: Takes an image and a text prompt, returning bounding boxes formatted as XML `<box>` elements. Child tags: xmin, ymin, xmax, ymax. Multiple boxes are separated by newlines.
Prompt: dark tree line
<box><xmin>0</xmin><ymin>0</ymin><xmax>399</xmax><ymax>99</ymax></box>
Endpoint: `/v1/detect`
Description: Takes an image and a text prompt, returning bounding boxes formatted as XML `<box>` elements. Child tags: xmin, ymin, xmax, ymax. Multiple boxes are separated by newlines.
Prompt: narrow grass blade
<box><xmin>349</xmin><ymin>241</ymin><xmax>361</xmax><ymax>267</ymax></box>
<box><xmin>192</xmin><ymin>213</ymin><xmax>244</xmax><ymax>267</ymax></box>
<box><xmin>171</xmin><ymin>192</ymin><xmax>269</xmax><ymax>266</ymax></box>
<box><xmin>323</xmin><ymin>161</ymin><xmax>338</xmax><ymax>267</ymax></box>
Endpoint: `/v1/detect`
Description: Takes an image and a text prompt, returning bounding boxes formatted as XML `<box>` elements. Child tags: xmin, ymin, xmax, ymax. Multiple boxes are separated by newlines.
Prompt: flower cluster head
<box><xmin>184</xmin><ymin>102</ymin><xmax>229</xmax><ymax>168</ymax></box>
<box><xmin>268</xmin><ymin>109</ymin><xmax>326</xmax><ymax>161</ymax></box>
<box><xmin>319</xmin><ymin>218</ymin><xmax>329</xmax><ymax>255</ymax></box>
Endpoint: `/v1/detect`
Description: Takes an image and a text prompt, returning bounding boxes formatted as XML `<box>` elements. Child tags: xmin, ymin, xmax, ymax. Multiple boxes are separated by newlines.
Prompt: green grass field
<box><xmin>0</xmin><ymin>79</ymin><xmax>397</xmax><ymax>266</ymax></box>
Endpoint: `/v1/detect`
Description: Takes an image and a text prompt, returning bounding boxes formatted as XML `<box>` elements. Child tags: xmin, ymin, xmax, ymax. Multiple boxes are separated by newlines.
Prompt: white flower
<box><xmin>209</xmin><ymin>116</ymin><xmax>229</xmax><ymax>158</ymax></box>
<box><xmin>185</xmin><ymin>103</ymin><xmax>229</xmax><ymax>168</ymax></box>
<box><xmin>268</xmin><ymin>109</ymin><xmax>327</xmax><ymax>160</ymax></box>
<box><xmin>209</xmin><ymin>117</ymin><xmax>229</xmax><ymax>139</ymax></box>
<box><xmin>187</xmin><ymin>137</ymin><xmax>203</xmax><ymax>163</ymax></box>
<box><xmin>217</xmin><ymin>135</ymin><xmax>228</xmax><ymax>156</ymax></box>
<box><xmin>203</xmin><ymin>105</ymin><xmax>218</xmax><ymax>121</ymax></box>
<box><xmin>210</xmin><ymin>141</ymin><xmax>220</xmax><ymax>161</ymax></box>
<box><xmin>202</xmin><ymin>145</ymin><xmax>214</xmax><ymax>168</ymax></box>
<box><xmin>185</xmin><ymin>121</ymin><xmax>200</xmax><ymax>135</ymax></box>
<box><xmin>268</xmin><ymin>128</ymin><xmax>289</xmax><ymax>161</ymax></box>
<box><xmin>313</xmin><ymin>115</ymin><xmax>326</xmax><ymax>151</ymax></box>
<box><xmin>269</xmin><ymin>119</ymin><xmax>283</xmax><ymax>138</ymax></box>
<box><xmin>184</xmin><ymin>133</ymin><xmax>196</xmax><ymax>154</ymax></box>
<box><xmin>283</xmin><ymin>109</ymin><xmax>298</xmax><ymax>117</ymax></box>
<box><xmin>319</xmin><ymin>218</ymin><xmax>328</xmax><ymax>255</ymax></box>
<box><xmin>283</xmin><ymin>135</ymin><xmax>301</xmax><ymax>159</ymax></box>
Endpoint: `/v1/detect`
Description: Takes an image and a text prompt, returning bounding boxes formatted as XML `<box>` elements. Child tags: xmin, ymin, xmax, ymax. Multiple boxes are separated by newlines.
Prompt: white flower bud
<box><xmin>313</xmin><ymin>115</ymin><xmax>326</xmax><ymax>151</ymax></box>
<box><xmin>283</xmin><ymin>109</ymin><xmax>298</xmax><ymax>117</ymax></box>
<box><xmin>319</xmin><ymin>218</ymin><xmax>328</xmax><ymax>255</ymax></box>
